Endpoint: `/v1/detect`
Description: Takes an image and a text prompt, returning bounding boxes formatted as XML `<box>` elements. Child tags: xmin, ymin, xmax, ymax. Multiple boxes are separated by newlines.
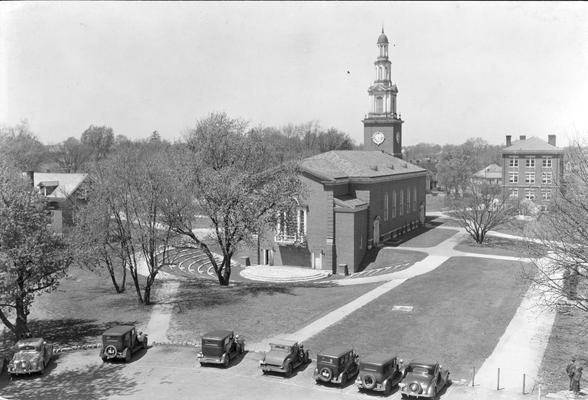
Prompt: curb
<box><xmin>51</xmin><ymin>341</ymin><xmax>203</xmax><ymax>354</ymax></box>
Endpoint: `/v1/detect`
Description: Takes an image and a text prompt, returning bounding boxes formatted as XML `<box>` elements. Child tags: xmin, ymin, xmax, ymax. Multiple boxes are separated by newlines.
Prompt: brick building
<box><xmin>259</xmin><ymin>30</ymin><xmax>427</xmax><ymax>273</ymax></box>
<box><xmin>501</xmin><ymin>135</ymin><xmax>564</xmax><ymax>207</ymax></box>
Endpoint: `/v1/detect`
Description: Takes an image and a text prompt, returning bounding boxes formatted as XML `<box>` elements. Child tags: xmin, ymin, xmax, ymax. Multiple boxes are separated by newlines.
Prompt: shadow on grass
<box><xmin>0</xmin><ymin>362</ymin><xmax>138</xmax><ymax>400</ymax></box>
<box><xmin>167</xmin><ymin>279</ymin><xmax>336</xmax><ymax>310</ymax></box>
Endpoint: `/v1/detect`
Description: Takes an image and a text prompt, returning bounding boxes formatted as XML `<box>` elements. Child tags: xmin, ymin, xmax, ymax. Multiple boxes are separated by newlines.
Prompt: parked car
<box><xmin>355</xmin><ymin>353</ymin><xmax>404</xmax><ymax>395</ymax></box>
<box><xmin>259</xmin><ymin>338</ymin><xmax>310</xmax><ymax>376</ymax></box>
<box><xmin>399</xmin><ymin>361</ymin><xmax>450</xmax><ymax>398</ymax></box>
<box><xmin>197</xmin><ymin>330</ymin><xmax>244</xmax><ymax>367</ymax></box>
<box><xmin>100</xmin><ymin>325</ymin><xmax>148</xmax><ymax>363</ymax></box>
<box><xmin>7</xmin><ymin>338</ymin><xmax>53</xmax><ymax>376</ymax></box>
<box><xmin>313</xmin><ymin>345</ymin><xmax>359</xmax><ymax>386</ymax></box>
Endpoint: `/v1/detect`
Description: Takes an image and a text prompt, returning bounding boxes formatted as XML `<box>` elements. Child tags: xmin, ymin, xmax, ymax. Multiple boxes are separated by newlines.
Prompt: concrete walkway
<box><xmin>143</xmin><ymin>280</ymin><xmax>180</xmax><ymax>343</ymax></box>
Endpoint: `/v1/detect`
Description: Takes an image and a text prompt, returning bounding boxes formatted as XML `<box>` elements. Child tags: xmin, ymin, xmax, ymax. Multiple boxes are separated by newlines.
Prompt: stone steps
<box><xmin>239</xmin><ymin>266</ymin><xmax>331</xmax><ymax>283</ymax></box>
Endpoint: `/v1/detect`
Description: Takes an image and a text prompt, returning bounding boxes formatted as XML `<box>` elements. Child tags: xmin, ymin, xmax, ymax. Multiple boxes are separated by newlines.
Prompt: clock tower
<box><xmin>363</xmin><ymin>29</ymin><xmax>403</xmax><ymax>158</ymax></box>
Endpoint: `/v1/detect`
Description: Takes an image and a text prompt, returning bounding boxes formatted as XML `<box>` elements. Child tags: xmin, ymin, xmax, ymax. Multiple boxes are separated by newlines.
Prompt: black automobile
<box><xmin>314</xmin><ymin>345</ymin><xmax>359</xmax><ymax>386</ymax></box>
<box><xmin>100</xmin><ymin>325</ymin><xmax>148</xmax><ymax>363</ymax></box>
<box><xmin>355</xmin><ymin>353</ymin><xmax>404</xmax><ymax>395</ymax></box>
<box><xmin>197</xmin><ymin>330</ymin><xmax>245</xmax><ymax>367</ymax></box>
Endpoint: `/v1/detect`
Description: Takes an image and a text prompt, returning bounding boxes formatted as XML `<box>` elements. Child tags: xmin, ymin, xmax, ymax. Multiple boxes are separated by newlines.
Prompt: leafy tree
<box><xmin>164</xmin><ymin>113</ymin><xmax>305</xmax><ymax>286</ymax></box>
<box><xmin>0</xmin><ymin>120</ymin><xmax>47</xmax><ymax>171</ymax></box>
<box><xmin>0</xmin><ymin>162</ymin><xmax>72</xmax><ymax>337</ymax></box>
<box><xmin>81</xmin><ymin>125</ymin><xmax>114</xmax><ymax>162</ymax></box>
<box><xmin>521</xmin><ymin>141</ymin><xmax>588</xmax><ymax>312</ymax></box>
<box><xmin>449</xmin><ymin>183</ymin><xmax>518</xmax><ymax>244</ymax></box>
<box><xmin>53</xmin><ymin>137</ymin><xmax>91</xmax><ymax>172</ymax></box>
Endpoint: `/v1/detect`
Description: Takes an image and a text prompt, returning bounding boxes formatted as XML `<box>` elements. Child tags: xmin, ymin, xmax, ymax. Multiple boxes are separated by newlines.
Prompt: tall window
<box><xmin>542</xmin><ymin>157</ymin><xmax>552</xmax><ymax>168</ymax></box>
<box><xmin>510</xmin><ymin>188</ymin><xmax>519</xmax><ymax>199</ymax></box>
<box><xmin>541</xmin><ymin>189</ymin><xmax>552</xmax><ymax>201</ymax></box>
<box><xmin>384</xmin><ymin>192</ymin><xmax>389</xmax><ymax>221</ymax></box>
<box><xmin>276</xmin><ymin>208</ymin><xmax>307</xmax><ymax>243</ymax></box>
<box><xmin>399</xmin><ymin>190</ymin><xmax>404</xmax><ymax>216</ymax></box>
<box><xmin>525</xmin><ymin>172</ymin><xmax>535</xmax><ymax>184</ymax></box>
<box><xmin>509</xmin><ymin>172</ymin><xmax>519</xmax><ymax>183</ymax></box>
<box><xmin>412</xmin><ymin>187</ymin><xmax>417</xmax><ymax>212</ymax></box>
<box><xmin>406</xmin><ymin>189</ymin><xmax>411</xmax><ymax>214</ymax></box>
<box><xmin>509</xmin><ymin>157</ymin><xmax>519</xmax><ymax>168</ymax></box>
<box><xmin>542</xmin><ymin>171</ymin><xmax>553</xmax><ymax>185</ymax></box>
<box><xmin>391</xmin><ymin>191</ymin><xmax>397</xmax><ymax>218</ymax></box>
<box><xmin>376</xmin><ymin>97</ymin><xmax>383</xmax><ymax>113</ymax></box>
<box><xmin>525</xmin><ymin>189</ymin><xmax>536</xmax><ymax>200</ymax></box>
<box><xmin>525</xmin><ymin>158</ymin><xmax>535</xmax><ymax>168</ymax></box>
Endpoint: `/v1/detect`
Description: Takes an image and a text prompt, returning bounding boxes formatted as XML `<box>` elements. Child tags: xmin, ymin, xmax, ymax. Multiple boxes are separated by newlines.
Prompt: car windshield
<box><xmin>408</xmin><ymin>366</ymin><xmax>434</xmax><ymax>375</ymax></box>
<box><xmin>17</xmin><ymin>345</ymin><xmax>39</xmax><ymax>352</ymax></box>
<box><xmin>270</xmin><ymin>344</ymin><xmax>291</xmax><ymax>352</ymax></box>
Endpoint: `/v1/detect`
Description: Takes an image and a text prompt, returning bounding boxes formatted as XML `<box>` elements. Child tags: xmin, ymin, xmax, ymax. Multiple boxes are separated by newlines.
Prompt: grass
<box><xmin>167</xmin><ymin>280</ymin><xmax>381</xmax><ymax>344</ymax></box>
<box><xmin>304</xmin><ymin>256</ymin><xmax>530</xmax><ymax>382</ymax></box>
<box><xmin>454</xmin><ymin>236</ymin><xmax>523</xmax><ymax>258</ymax></box>
<box><xmin>361</xmin><ymin>249</ymin><xmax>428</xmax><ymax>272</ymax></box>
<box><xmin>397</xmin><ymin>227</ymin><xmax>459</xmax><ymax>248</ymax></box>
<box><xmin>538</xmin><ymin>309</ymin><xmax>588</xmax><ymax>393</ymax></box>
<box><xmin>426</xmin><ymin>192</ymin><xmax>451</xmax><ymax>212</ymax></box>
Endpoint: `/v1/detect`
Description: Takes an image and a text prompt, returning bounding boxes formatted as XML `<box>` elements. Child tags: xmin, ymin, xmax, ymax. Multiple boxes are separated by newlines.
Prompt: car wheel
<box><xmin>239</xmin><ymin>343</ymin><xmax>244</xmax><ymax>354</ymax></box>
<box><xmin>362</xmin><ymin>374</ymin><xmax>376</xmax><ymax>390</ymax></box>
<box><xmin>223</xmin><ymin>357</ymin><xmax>229</xmax><ymax>368</ymax></box>
<box><xmin>285</xmin><ymin>363</ymin><xmax>293</xmax><ymax>377</ymax></box>
<box><xmin>101</xmin><ymin>356</ymin><xmax>108</xmax><ymax>363</ymax></box>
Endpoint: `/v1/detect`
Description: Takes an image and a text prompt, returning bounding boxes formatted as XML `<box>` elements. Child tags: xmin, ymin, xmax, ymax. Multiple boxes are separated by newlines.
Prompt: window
<box><xmin>525</xmin><ymin>172</ymin><xmax>535</xmax><ymax>184</ymax></box>
<box><xmin>542</xmin><ymin>171</ymin><xmax>553</xmax><ymax>185</ymax></box>
<box><xmin>406</xmin><ymin>189</ymin><xmax>411</xmax><ymax>214</ymax></box>
<box><xmin>509</xmin><ymin>157</ymin><xmax>519</xmax><ymax>168</ymax></box>
<box><xmin>391</xmin><ymin>191</ymin><xmax>397</xmax><ymax>218</ymax></box>
<box><xmin>276</xmin><ymin>207</ymin><xmax>307</xmax><ymax>243</ymax></box>
<box><xmin>525</xmin><ymin>189</ymin><xmax>536</xmax><ymax>200</ymax></box>
<box><xmin>412</xmin><ymin>187</ymin><xmax>417</xmax><ymax>212</ymax></box>
<box><xmin>525</xmin><ymin>158</ymin><xmax>535</xmax><ymax>168</ymax></box>
<box><xmin>399</xmin><ymin>190</ymin><xmax>404</xmax><ymax>216</ymax></box>
<box><xmin>376</xmin><ymin>97</ymin><xmax>383</xmax><ymax>113</ymax></box>
<box><xmin>509</xmin><ymin>188</ymin><xmax>519</xmax><ymax>199</ymax></box>
<box><xmin>542</xmin><ymin>157</ymin><xmax>552</xmax><ymax>168</ymax></box>
<box><xmin>509</xmin><ymin>172</ymin><xmax>519</xmax><ymax>183</ymax></box>
<box><xmin>541</xmin><ymin>189</ymin><xmax>552</xmax><ymax>201</ymax></box>
<box><xmin>384</xmin><ymin>192</ymin><xmax>389</xmax><ymax>221</ymax></box>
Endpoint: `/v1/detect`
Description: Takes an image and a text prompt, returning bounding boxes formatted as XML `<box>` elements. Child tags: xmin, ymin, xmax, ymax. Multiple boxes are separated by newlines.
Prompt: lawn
<box><xmin>304</xmin><ymin>256</ymin><xmax>530</xmax><ymax>382</ymax></box>
<box><xmin>361</xmin><ymin>248</ymin><xmax>428</xmax><ymax>272</ymax></box>
<box><xmin>538</xmin><ymin>309</ymin><xmax>588</xmax><ymax>393</ymax></box>
<box><xmin>454</xmin><ymin>236</ymin><xmax>523</xmax><ymax>258</ymax></box>
<box><xmin>397</xmin><ymin>227</ymin><xmax>458</xmax><ymax>248</ymax></box>
<box><xmin>167</xmin><ymin>280</ymin><xmax>380</xmax><ymax>344</ymax></box>
<box><xmin>20</xmin><ymin>266</ymin><xmax>156</xmax><ymax>347</ymax></box>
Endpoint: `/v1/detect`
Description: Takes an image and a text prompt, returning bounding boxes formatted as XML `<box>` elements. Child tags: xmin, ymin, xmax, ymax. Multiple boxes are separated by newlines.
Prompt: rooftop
<box><xmin>473</xmin><ymin>164</ymin><xmax>502</xmax><ymax>179</ymax></box>
<box><xmin>502</xmin><ymin>137</ymin><xmax>563</xmax><ymax>155</ymax></box>
<box><xmin>33</xmin><ymin>172</ymin><xmax>88</xmax><ymax>200</ymax></box>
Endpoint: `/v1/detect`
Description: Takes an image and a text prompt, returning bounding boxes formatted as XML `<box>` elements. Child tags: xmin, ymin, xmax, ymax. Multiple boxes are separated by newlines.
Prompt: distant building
<box><xmin>27</xmin><ymin>172</ymin><xmax>89</xmax><ymax>234</ymax></box>
<box><xmin>472</xmin><ymin>164</ymin><xmax>502</xmax><ymax>186</ymax></box>
<box><xmin>261</xmin><ymin>151</ymin><xmax>427</xmax><ymax>273</ymax></box>
<box><xmin>501</xmin><ymin>135</ymin><xmax>564</xmax><ymax>206</ymax></box>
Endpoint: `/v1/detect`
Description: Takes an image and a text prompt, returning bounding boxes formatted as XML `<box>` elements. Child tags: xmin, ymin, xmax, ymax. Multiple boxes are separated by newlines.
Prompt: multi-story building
<box><xmin>501</xmin><ymin>135</ymin><xmax>564</xmax><ymax>207</ymax></box>
<box><xmin>258</xmin><ymin>30</ymin><xmax>427</xmax><ymax>273</ymax></box>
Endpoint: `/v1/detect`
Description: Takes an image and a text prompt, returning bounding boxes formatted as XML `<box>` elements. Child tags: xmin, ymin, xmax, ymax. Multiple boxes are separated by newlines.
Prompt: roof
<box><xmin>202</xmin><ymin>330</ymin><xmax>233</xmax><ymax>340</ymax></box>
<box><xmin>318</xmin><ymin>345</ymin><xmax>354</xmax><ymax>358</ymax></box>
<box><xmin>102</xmin><ymin>325</ymin><xmax>135</xmax><ymax>336</ymax></box>
<box><xmin>301</xmin><ymin>151</ymin><xmax>425</xmax><ymax>182</ymax></box>
<box><xmin>377</xmin><ymin>29</ymin><xmax>389</xmax><ymax>44</ymax></box>
<box><xmin>269</xmin><ymin>338</ymin><xmax>299</xmax><ymax>347</ymax></box>
<box><xmin>33</xmin><ymin>172</ymin><xmax>88</xmax><ymax>200</ymax></box>
<box><xmin>407</xmin><ymin>361</ymin><xmax>437</xmax><ymax>369</ymax></box>
<box><xmin>334</xmin><ymin>195</ymin><xmax>368</xmax><ymax>209</ymax></box>
<box><xmin>473</xmin><ymin>164</ymin><xmax>502</xmax><ymax>179</ymax></box>
<box><xmin>502</xmin><ymin>137</ymin><xmax>563</xmax><ymax>155</ymax></box>
<box><xmin>16</xmin><ymin>338</ymin><xmax>44</xmax><ymax>347</ymax></box>
<box><xmin>360</xmin><ymin>352</ymin><xmax>397</xmax><ymax>366</ymax></box>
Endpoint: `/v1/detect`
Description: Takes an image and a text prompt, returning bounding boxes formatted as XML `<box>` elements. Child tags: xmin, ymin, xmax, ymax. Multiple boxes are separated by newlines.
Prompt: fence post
<box><xmin>523</xmin><ymin>373</ymin><xmax>526</xmax><ymax>394</ymax></box>
<box><xmin>472</xmin><ymin>366</ymin><xmax>476</xmax><ymax>387</ymax></box>
<box><xmin>497</xmin><ymin>368</ymin><xmax>501</xmax><ymax>390</ymax></box>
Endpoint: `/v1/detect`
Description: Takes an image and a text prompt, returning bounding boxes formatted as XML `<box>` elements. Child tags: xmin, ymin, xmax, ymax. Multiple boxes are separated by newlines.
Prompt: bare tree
<box><xmin>450</xmin><ymin>183</ymin><xmax>518</xmax><ymax>244</ymax></box>
<box><xmin>164</xmin><ymin>113</ymin><xmax>305</xmax><ymax>286</ymax></box>
<box><xmin>521</xmin><ymin>141</ymin><xmax>588</xmax><ymax>312</ymax></box>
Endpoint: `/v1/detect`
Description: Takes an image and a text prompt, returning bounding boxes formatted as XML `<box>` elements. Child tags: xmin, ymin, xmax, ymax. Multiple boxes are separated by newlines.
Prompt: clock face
<box><xmin>372</xmin><ymin>131</ymin><xmax>385</xmax><ymax>146</ymax></box>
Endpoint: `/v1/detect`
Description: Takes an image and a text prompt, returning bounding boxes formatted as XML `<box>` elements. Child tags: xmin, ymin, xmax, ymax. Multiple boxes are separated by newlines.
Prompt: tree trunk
<box><xmin>143</xmin><ymin>274</ymin><xmax>155</xmax><ymax>305</ymax></box>
<box><xmin>0</xmin><ymin>309</ymin><xmax>16</xmax><ymax>335</ymax></box>
<box><xmin>14</xmin><ymin>297</ymin><xmax>29</xmax><ymax>339</ymax></box>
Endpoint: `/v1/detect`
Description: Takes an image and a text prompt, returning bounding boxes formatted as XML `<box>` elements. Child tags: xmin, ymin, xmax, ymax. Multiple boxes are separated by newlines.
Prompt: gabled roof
<box><xmin>502</xmin><ymin>137</ymin><xmax>563</xmax><ymax>155</ymax></box>
<box><xmin>301</xmin><ymin>151</ymin><xmax>425</xmax><ymax>182</ymax></box>
<box><xmin>473</xmin><ymin>164</ymin><xmax>502</xmax><ymax>179</ymax></box>
<box><xmin>33</xmin><ymin>173</ymin><xmax>88</xmax><ymax>200</ymax></box>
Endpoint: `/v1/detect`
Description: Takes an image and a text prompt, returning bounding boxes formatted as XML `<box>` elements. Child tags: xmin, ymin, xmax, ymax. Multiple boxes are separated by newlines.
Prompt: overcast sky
<box><xmin>1</xmin><ymin>1</ymin><xmax>587</xmax><ymax>147</ymax></box>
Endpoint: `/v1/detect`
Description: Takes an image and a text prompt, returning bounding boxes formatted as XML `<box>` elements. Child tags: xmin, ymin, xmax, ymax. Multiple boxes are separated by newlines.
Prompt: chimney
<box><xmin>506</xmin><ymin>135</ymin><xmax>511</xmax><ymax>146</ymax></box>
<box><xmin>519</xmin><ymin>135</ymin><xmax>526</xmax><ymax>141</ymax></box>
<box><xmin>548</xmin><ymin>134</ymin><xmax>556</xmax><ymax>146</ymax></box>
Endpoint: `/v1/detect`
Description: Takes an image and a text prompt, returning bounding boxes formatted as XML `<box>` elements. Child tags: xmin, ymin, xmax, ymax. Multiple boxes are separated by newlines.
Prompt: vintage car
<box><xmin>313</xmin><ymin>345</ymin><xmax>359</xmax><ymax>386</ymax></box>
<box><xmin>399</xmin><ymin>361</ymin><xmax>450</xmax><ymax>398</ymax></box>
<box><xmin>99</xmin><ymin>325</ymin><xmax>148</xmax><ymax>363</ymax></box>
<box><xmin>197</xmin><ymin>330</ymin><xmax>244</xmax><ymax>367</ymax></box>
<box><xmin>7</xmin><ymin>338</ymin><xmax>53</xmax><ymax>376</ymax></box>
<box><xmin>355</xmin><ymin>353</ymin><xmax>404</xmax><ymax>395</ymax></box>
<box><xmin>259</xmin><ymin>338</ymin><xmax>310</xmax><ymax>376</ymax></box>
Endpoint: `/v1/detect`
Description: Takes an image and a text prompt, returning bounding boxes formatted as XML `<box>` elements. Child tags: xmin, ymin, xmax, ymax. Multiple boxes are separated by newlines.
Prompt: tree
<box><xmin>0</xmin><ymin>162</ymin><xmax>72</xmax><ymax>337</ymax></box>
<box><xmin>77</xmin><ymin>144</ymin><xmax>176</xmax><ymax>304</ymax></box>
<box><xmin>449</xmin><ymin>183</ymin><xmax>518</xmax><ymax>244</ymax></box>
<box><xmin>0</xmin><ymin>120</ymin><xmax>47</xmax><ymax>171</ymax></box>
<box><xmin>164</xmin><ymin>113</ymin><xmax>305</xmax><ymax>286</ymax></box>
<box><xmin>81</xmin><ymin>125</ymin><xmax>115</xmax><ymax>162</ymax></box>
<box><xmin>521</xmin><ymin>141</ymin><xmax>588</xmax><ymax>312</ymax></box>
<box><xmin>53</xmin><ymin>137</ymin><xmax>91</xmax><ymax>172</ymax></box>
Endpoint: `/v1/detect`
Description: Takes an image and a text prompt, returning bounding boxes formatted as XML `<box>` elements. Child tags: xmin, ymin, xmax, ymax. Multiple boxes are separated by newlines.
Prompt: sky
<box><xmin>1</xmin><ymin>1</ymin><xmax>588</xmax><ymax>147</ymax></box>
